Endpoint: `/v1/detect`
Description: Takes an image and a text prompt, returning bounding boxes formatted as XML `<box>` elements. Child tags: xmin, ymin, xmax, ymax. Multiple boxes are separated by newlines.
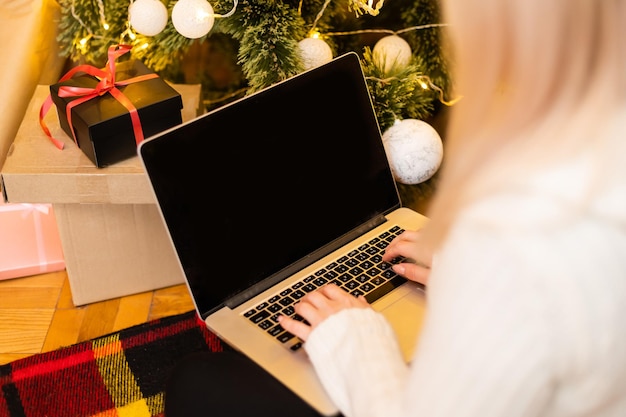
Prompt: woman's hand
<box><xmin>278</xmin><ymin>283</ymin><xmax>369</xmax><ymax>342</ymax></box>
<box><xmin>279</xmin><ymin>229</ymin><xmax>432</xmax><ymax>342</ymax></box>
<box><xmin>382</xmin><ymin>229</ymin><xmax>432</xmax><ymax>285</ymax></box>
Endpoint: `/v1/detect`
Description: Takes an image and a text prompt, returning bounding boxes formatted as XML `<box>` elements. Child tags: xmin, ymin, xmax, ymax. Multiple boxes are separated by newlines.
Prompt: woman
<box><xmin>166</xmin><ymin>0</ymin><xmax>626</xmax><ymax>416</ymax></box>
<box><xmin>279</xmin><ymin>0</ymin><xmax>626</xmax><ymax>415</ymax></box>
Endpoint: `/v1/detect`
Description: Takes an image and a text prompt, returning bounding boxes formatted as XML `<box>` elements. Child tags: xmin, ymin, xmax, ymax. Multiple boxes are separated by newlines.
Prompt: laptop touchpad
<box><xmin>376</xmin><ymin>287</ymin><xmax>426</xmax><ymax>363</ymax></box>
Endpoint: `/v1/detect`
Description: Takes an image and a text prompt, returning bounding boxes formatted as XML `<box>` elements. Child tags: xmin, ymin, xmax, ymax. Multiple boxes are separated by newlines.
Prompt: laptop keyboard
<box><xmin>243</xmin><ymin>225</ymin><xmax>407</xmax><ymax>351</ymax></box>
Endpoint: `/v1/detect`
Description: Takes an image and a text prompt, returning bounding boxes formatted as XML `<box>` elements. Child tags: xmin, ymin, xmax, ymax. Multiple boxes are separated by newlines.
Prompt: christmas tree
<box><xmin>56</xmin><ymin>0</ymin><xmax>454</xmax><ymax>209</ymax></box>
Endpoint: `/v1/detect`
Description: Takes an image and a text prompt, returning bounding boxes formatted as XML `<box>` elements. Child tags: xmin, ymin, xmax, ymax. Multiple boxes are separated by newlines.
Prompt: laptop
<box><xmin>139</xmin><ymin>52</ymin><xmax>429</xmax><ymax>416</ymax></box>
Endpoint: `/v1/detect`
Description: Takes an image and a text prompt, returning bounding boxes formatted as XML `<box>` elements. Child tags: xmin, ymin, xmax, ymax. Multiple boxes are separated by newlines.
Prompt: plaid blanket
<box><xmin>0</xmin><ymin>311</ymin><xmax>229</xmax><ymax>417</ymax></box>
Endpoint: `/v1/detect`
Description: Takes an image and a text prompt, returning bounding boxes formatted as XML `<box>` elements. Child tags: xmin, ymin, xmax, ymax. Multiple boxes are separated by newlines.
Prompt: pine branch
<box><xmin>56</xmin><ymin>0</ymin><xmax>452</xmax><ymax>125</ymax></box>
<box><xmin>215</xmin><ymin>0</ymin><xmax>307</xmax><ymax>91</ymax></box>
<box><xmin>399</xmin><ymin>0</ymin><xmax>452</xmax><ymax>106</ymax></box>
<box><xmin>361</xmin><ymin>48</ymin><xmax>437</xmax><ymax>131</ymax></box>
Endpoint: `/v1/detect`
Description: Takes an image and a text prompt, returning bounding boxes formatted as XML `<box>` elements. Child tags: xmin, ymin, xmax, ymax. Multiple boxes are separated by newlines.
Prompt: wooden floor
<box><xmin>0</xmin><ymin>269</ymin><xmax>195</xmax><ymax>366</ymax></box>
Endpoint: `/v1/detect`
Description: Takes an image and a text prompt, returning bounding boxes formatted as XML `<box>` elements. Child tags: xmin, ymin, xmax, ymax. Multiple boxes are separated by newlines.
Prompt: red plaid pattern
<box><xmin>0</xmin><ymin>311</ymin><xmax>228</xmax><ymax>417</ymax></box>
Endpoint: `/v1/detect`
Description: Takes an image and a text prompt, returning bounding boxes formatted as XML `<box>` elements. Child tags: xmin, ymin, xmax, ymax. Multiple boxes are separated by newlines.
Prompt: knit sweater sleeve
<box><xmin>304</xmin><ymin>307</ymin><xmax>411</xmax><ymax>416</ymax></box>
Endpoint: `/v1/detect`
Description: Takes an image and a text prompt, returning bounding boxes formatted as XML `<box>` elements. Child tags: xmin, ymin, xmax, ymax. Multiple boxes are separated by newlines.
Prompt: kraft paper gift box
<box><xmin>48</xmin><ymin>51</ymin><xmax>183</xmax><ymax>168</ymax></box>
<box><xmin>0</xmin><ymin>200</ymin><xmax>65</xmax><ymax>280</ymax></box>
<box><xmin>2</xmin><ymin>84</ymin><xmax>201</xmax><ymax>304</ymax></box>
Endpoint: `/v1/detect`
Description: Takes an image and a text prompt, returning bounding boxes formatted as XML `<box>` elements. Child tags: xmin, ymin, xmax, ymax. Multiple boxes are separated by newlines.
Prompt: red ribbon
<box><xmin>39</xmin><ymin>44</ymin><xmax>159</xmax><ymax>150</ymax></box>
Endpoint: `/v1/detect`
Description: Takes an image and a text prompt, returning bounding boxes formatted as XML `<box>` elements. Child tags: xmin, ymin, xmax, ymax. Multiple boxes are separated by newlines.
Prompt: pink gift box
<box><xmin>0</xmin><ymin>200</ymin><xmax>65</xmax><ymax>280</ymax></box>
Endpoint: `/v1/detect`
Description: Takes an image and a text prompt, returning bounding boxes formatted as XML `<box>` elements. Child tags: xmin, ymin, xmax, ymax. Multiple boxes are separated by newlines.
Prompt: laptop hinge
<box><xmin>221</xmin><ymin>213</ymin><xmax>389</xmax><ymax>311</ymax></box>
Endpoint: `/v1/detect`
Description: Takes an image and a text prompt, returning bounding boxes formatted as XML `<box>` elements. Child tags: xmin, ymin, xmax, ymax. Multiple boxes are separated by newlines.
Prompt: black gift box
<box><xmin>50</xmin><ymin>60</ymin><xmax>183</xmax><ymax>167</ymax></box>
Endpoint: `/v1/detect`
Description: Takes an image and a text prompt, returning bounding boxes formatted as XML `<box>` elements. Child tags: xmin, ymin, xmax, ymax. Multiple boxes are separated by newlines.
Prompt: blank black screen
<box><xmin>140</xmin><ymin>53</ymin><xmax>400</xmax><ymax>317</ymax></box>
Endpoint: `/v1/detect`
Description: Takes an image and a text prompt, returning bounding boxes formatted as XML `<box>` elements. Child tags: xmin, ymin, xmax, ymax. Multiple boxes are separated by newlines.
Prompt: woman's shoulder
<box><xmin>461</xmin><ymin>150</ymin><xmax>626</xmax><ymax>233</ymax></box>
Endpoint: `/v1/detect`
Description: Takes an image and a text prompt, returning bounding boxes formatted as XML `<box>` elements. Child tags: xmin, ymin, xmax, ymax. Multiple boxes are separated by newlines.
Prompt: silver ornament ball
<box><xmin>172</xmin><ymin>0</ymin><xmax>215</xmax><ymax>39</ymax></box>
<box><xmin>128</xmin><ymin>0</ymin><xmax>168</xmax><ymax>37</ymax></box>
<box><xmin>372</xmin><ymin>35</ymin><xmax>412</xmax><ymax>74</ymax></box>
<box><xmin>298</xmin><ymin>38</ymin><xmax>333</xmax><ymax>71</ymax></box>
<box><xmin>382</xmin><ymin>119</ymin><xmax>443</xmax><ymax>185</ymax></box>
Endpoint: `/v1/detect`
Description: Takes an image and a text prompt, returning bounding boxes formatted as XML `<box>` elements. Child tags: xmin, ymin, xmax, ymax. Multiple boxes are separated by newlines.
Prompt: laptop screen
<box><xmin>139</xmin><ymin>53</ymin><xmax>401</xmax><ymax>318</ymax></box>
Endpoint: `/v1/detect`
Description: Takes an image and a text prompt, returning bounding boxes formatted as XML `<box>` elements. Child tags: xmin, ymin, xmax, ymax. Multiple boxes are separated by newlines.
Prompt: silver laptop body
<box><xmin>139</xmin><ymin>52</ymin><xmax>428</xmax><ymax>416</ymax></box>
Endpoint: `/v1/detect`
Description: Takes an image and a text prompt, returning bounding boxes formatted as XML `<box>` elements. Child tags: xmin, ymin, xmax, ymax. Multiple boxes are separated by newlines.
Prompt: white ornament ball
<box><xmin>372</xmin><ymin>35</ymin><xmax>412</xmax><ymax>74</ymax></box>
<box><xmin>298</xmin><ymin>38</ymin><xmax>333</xmax><ymax>71</ymax></box>
<box><xmin>172</xmin><ymin>0</ymin><xmax>215</xmax><ymax>39</ymax></box>
<box><xmin>382</xmin><ymin>119</ymin><xmax>443</xmax><ymax>185</ymax></box>
<box><xmin>128</xmin><ymin>0</ymin><xmax>168</xmax><ymax>37</ymax></box>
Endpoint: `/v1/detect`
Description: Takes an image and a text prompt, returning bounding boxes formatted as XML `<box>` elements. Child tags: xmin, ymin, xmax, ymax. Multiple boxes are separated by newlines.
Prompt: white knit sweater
<box><xmin>304</xmin><ymin>129</ymin><xmax>626</xmax><ymax>417</ymax></box>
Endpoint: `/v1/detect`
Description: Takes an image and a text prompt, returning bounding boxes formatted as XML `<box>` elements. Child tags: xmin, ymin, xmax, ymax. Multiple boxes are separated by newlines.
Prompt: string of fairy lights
<box><xmin>67</xmin><ymin>0</ymin><xmax>456</xmax><ymax>186</ymax></box>
<box><xmin>73</xmin><ymin>0</ymin><xmax>447</xmax><ymax>80</ymax></box>
<box><xmin>72</xmin><ymin>0</ymin><xmax>457</xmax><ymax>111</ymax></box>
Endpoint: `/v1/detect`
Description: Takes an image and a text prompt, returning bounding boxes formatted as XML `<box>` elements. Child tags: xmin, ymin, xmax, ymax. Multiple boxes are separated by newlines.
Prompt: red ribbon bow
<box><xmin>39</xmin><ymin>44</ymin><xmax>159</xmax><ymax>150</ymax></box>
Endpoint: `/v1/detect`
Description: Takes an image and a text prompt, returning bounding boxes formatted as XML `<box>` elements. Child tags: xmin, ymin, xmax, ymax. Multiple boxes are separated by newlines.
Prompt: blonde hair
<box><xmin>424</xmin><ymin>0</ymin><xmax>626</xmax><ymax>247</ymax></box>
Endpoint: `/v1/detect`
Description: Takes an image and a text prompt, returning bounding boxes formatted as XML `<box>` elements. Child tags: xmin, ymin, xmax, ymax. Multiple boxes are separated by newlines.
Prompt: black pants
<box><xmin>164</xmin><ymin>350</ymin><xmax>327</xmax><ymax>417</ymax></box>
